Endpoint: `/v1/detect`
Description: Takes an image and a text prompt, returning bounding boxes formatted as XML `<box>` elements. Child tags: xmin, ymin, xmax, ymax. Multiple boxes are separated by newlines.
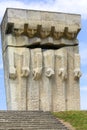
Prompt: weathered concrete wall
<box><xmin>1</xmin><ymin>8</ymin><xmax>81</xmax><ymax>111</ymax></box>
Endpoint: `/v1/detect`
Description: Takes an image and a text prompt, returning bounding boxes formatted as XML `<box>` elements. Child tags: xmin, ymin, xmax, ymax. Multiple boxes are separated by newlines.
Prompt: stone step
<box><xmin>0</xmin><ymin>111</ymin><xmax>70</xmax><ymax>130</ymax></box>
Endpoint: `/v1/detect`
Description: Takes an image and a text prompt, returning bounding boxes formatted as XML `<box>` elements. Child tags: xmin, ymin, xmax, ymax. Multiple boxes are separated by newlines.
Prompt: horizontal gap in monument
<box><xmin>7</xmin><ymin>44</ymin><xmax>78</xmax><ymax>50</ymax></box>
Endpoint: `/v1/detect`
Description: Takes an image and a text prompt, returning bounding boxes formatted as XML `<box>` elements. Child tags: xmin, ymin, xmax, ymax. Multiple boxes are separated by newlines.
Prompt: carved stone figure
<box><xmin>74</xmin><ymin>54</ymin><xmax>82</xmax><ymax>79</ymax></box>
<box><xmin>41</xmin><ymin>50</ymin><xmax>54</xmax><ymax>111</ymax></box>
<box><xmin>27</xmin><ymin>48</ymin><xmax>42</xmax><ymax>110</ymax></box>
<box><xmin>53</xmin><ymin>48</ymin><xmax>67</xmax><ymax>111</ymax></box>
<box><xmin>4</xmin><ymin>35</ymin><xmax>30</xmax><ymax>110</ymax></box>
<box><xmin>31</xmin><ymin>48</ymin><xmax>42</xmax><ymax>80</ymax></box>
<box><xmin>44</xmin><ymin>50</ymin><xmax>54</xmax><ymax>78</ymax></box>
<box><xmin>1</xmin><ymin>8</ymin><xmax>81</xmax><ymax>111</ymax></box>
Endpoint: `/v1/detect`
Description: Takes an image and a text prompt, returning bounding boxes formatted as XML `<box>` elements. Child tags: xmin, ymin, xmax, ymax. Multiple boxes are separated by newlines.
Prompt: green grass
<box><xmin>52</xmin><ymin>111</ymin><xmax>87</xmax><ymax>130</ymax></box>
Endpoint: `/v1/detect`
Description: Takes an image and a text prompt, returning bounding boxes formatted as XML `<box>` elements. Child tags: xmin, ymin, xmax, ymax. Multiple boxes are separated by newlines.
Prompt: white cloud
<box><xmin>81</xmin><ymin>86</ymin><xmax>87</xmax><ymax>91</ymax></box>
<box><xmin>0</xmin><ymin>0</ymin><xmax>87</xmax><ymax>22</ymax></box>
<box><xmin>0</xmin><ymin>0</ymin><xmax>30</xmax><ymax>21</ymax></box>
<box><xmin>81</xmin><ymin>73</ymin><xmax>87</xmax><ymax>79</ymax></box>
<box><xmin>52</xmin><ymin>0</ymin><xmax>87</xmax><ymax>19</ymax></box>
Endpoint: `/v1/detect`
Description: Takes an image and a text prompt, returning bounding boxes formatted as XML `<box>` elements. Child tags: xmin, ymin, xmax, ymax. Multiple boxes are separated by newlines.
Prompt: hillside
<box><xmin>53</xmin><ymin>111</ymin><xmax>87</xmax><ymax>130</ymax></box>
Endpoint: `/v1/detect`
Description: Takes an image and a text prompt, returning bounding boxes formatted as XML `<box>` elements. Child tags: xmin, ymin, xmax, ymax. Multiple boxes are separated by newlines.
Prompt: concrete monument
<box><xmin>1</xmin><ymin>8</ymin><xmax>82</xmax><ymax>111</ymax></box>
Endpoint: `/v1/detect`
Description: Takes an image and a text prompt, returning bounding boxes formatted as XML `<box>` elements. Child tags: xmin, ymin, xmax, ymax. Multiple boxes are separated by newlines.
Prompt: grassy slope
<box><xmin>53</xmin><ymin>111</ymin><xmax>87</xmax><ymax>130</ymax></box>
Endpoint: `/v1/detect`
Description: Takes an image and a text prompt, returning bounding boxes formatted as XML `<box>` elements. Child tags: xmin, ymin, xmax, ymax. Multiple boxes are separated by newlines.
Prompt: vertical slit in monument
<box><xmin>65</xmin><ymin>54</ymin><xmax>68</xmax><ymax>111</ymax></box>
<box><xmin>38</xmin><ymin>83</ymin><xmax>40</xmax><ymax>111</ymax></box>
<box><xmin>65</xmin><ymin>80</ymin><xmax>68</xmax><ymax>111</ymax></box>
<box><xmin>26</xmin><ymin>73</ymin><xmax>28</xmax><ymax>111</ymax></box>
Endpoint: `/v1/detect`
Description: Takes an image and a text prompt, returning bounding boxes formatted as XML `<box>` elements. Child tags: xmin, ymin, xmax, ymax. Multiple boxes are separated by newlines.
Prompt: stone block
<box><xmin>1</xmin><ymin>8</ymin><xmax>82</xmax><ymax>111</ymax></box>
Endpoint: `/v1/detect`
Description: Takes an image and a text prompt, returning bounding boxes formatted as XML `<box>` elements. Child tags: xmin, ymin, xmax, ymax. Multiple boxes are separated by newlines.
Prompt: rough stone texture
<box><xmin>1</xmin><ymin>8</ymin><xmax>82</xmax><ymax>111</ymax></box>
<box><xmin>53</xmin><ymin>48</ymin><xmax>67</xmax><ymax>112</ymax></box>
<box><xmin>0</xmin><ymin>111</ymin><xmax>70</xmax><ymax>130</ymax></box>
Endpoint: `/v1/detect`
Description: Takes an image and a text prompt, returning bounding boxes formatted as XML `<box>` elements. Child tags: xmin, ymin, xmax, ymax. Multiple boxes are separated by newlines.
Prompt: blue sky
<box><xmin>0</xmin><ymin>0</ymin><xmax>87</xmax><ymax>110</ymax></box>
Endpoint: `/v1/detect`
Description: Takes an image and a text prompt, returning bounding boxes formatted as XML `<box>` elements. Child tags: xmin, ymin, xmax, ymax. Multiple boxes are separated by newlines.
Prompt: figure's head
<box><xmin>39</xmin><ymin>26</ymin><xmax>50</xmax><ymax>39</ymax></box>
<box><xmin>65</xmin><ymin>31</ymin><xmax>77</xmax><ymax>40</ymax></box>
<box><xmin>13</xmin><ymin>28</ymin><xmax>24</xmax><ymax>36</ymax></box>
<box><xmin>53</xmin><ymin>31</ymin><xmax>63</xmax><ymax>40</ymax></box>
<box><xmin>41</xmin><ymin>29</ymin><xmax>50</xmax><ymax>38</ymax></box>
<box><xmin>27</xmin><ymin>27</ymin><xmax>37</xmax><ymax>38</ymax></box>
<box><xmin>64</xmin><ymin>27</ymin><xmax>77</xmax><ymax>40</ymax></box>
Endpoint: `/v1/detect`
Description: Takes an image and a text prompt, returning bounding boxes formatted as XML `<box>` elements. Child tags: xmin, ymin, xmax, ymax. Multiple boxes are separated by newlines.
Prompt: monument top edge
<box><xmin>1</xmin><ymin>8</ymin><xmax>81</xmax><ymax>24</ymax></box>
<box><xmin>1</xmin><ymin>8</ymin><xmax>81</xmax><ymax>36</ymax></box>
<box><xmin>5</xmin><ymin>8</ymin><xmax>81</xmax><ymax>16</ymax></box>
